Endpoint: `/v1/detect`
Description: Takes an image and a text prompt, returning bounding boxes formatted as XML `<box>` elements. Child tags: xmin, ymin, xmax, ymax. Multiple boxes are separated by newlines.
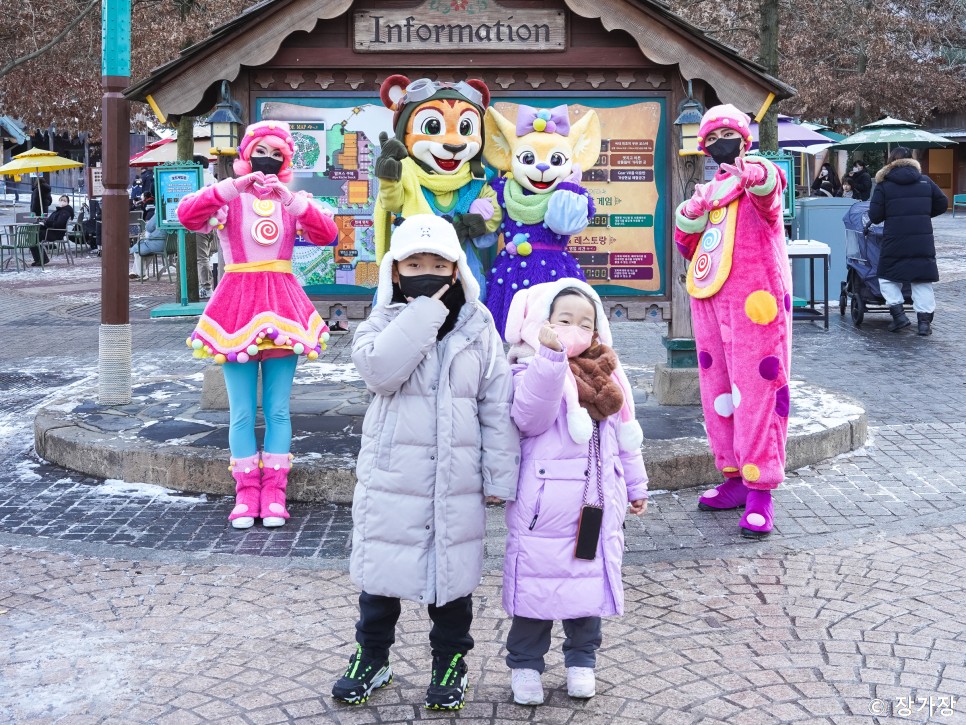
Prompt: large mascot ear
<box><xmin>380</xmin><ymin>74</ymin><xmax>411</xmax><ymax>110</ymax></box>
<box><xmin>483</xmin><ymin>107</ymin><xmax>517</xmax><ymax>171</ymax></box>
<box><xmin>568</xmin><ymin>110</ymin><xmax>602</xmax><ymax>171</ymax></box>
<box><xmin>464</xmin><ymin>79</ymin><xmax>490</xmax><ymax>108</ymax></box>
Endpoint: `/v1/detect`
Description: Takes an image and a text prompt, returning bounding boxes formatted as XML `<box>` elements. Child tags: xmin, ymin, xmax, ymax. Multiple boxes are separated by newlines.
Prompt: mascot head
<box><xmin>379</xmin><ymin>74</ymin><xmax>490</xmax><ymax>179</ymax></box>
<box><xmin>483</xmin><ymin>104</ymin><xmax>601</xmax><ymax>194</ymax></box>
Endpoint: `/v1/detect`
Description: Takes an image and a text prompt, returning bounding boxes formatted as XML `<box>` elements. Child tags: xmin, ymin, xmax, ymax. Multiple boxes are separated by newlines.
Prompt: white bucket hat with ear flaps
<box><xmin>375</xmin><ymin>214</ymin><xmax>481</xmax><ymax>308</ymax></box>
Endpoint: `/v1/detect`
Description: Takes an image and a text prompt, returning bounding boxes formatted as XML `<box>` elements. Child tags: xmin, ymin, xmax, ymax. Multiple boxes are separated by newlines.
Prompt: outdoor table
<box><xmin>787</xmin><ymin>239</ymin><xmax>830</xmax><ymax>330</ymax></box>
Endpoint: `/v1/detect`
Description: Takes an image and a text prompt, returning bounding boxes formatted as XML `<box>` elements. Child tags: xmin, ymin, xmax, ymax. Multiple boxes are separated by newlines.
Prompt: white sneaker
<box><xmin>566</xmin><ymin>667</ymin><xmax>595</xmax><ymax>698</ymax></box>
<box><xmin>199</xmin><ymin>288</ymin><xmax>211</xmax><ymax>299</ymax></box>
<box><xmin>510</xmin><ymin>668</ymin><xmax>544</xmax><ymax>706</ymax></box>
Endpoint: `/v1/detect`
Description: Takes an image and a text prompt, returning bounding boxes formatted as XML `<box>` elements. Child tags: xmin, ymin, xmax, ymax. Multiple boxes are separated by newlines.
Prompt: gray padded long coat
<box><xmin>350</xmin><ymin>294</ymin><xmax>520</xmax><ymax>606</ymax></box>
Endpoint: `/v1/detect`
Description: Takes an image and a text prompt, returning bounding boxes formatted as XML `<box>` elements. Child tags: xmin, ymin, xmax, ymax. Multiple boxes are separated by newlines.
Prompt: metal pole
<box><xmin>99</xmin><ymin>0</ymin><xmax>132</xmax><ymax>405</ymax></box>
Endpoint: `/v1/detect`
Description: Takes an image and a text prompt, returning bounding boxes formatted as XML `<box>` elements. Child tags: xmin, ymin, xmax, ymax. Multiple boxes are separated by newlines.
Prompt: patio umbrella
<box><xmin>828</xmin><ymin>117</ymin><xmax>956</xmax><ymax>151</ymax></box>
<box><xmin>748</xmin><ymin>115</ymin><xmax>834</xmax><ymax>152</ymax></box>
<box><xmin>0</xmin><ymin>147</ymin><xmax>83</xmax><ymax>178</ymax></box>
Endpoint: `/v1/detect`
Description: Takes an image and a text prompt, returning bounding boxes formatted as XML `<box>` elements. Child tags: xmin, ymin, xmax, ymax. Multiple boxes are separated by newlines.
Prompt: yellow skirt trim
<box><xmin>224</xmin><ymin>260</ymin><xmax>293</xmax><ymax>274</ymax></box>
<box><xmin>195</xmin><ymin>311</ymin><xmax>325</xmax><ymax>349</ymax></box>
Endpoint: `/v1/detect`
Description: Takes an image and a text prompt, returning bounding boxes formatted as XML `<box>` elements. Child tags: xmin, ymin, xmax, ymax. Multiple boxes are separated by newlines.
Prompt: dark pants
<box><xmin>356</xmin><ymin>591</ymin><xmax>474</xmax><ymax>661</ymax></box>
<box><xmin>30</xmin><ymin>245</ymin><xmax>49</xmax><ymax>265</ymax></box>
<box><xmin>505</xmin><ymin>616</ymin><xmax>602</xmax><ymax>672</ymax></box>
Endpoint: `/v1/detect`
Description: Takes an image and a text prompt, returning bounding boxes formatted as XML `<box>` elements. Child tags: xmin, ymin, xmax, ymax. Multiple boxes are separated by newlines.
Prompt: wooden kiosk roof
<box><xmin>125</xmin><ymin>0</ymin><xmax>794</xmax><ymax>120</ymax></box>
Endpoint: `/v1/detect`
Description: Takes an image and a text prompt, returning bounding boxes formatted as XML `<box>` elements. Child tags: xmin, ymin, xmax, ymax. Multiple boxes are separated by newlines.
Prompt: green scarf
<box><xmin>504</xmin><ymin>178</ymin><xmax>553</xmax><ymax>225</ymax></box>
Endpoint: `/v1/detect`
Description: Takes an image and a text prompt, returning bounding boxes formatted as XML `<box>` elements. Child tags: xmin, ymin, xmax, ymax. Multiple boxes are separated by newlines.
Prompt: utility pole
<box><xmin>758</xmin><ymin>0</ymin><xmax>780</xmax><ymax>153</ymax></box>
<box><xmin>99</xmin><ymin>0</ymin><xmax>132</xmax><ymax>404</ymax></box>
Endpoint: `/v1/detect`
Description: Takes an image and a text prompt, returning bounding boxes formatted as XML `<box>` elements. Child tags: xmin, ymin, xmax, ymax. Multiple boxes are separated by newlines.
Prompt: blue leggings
<box><xmin>222</xmin><ymin>354</ymin><xmax>299</xmax><ymax>458</ymax></box>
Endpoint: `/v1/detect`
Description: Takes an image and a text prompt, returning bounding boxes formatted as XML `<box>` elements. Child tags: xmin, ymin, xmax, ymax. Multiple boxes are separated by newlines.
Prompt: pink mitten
<box><xmin>566</xmin><ymin>164</ymin><xmax>583</xmax><ymax>185</ymax></box>
<box><xmin>720</xmin><ymin>158</ymin><xmax>767</xmax><ymax>188</ymax></box>
<box><xmin>683</xmin><ymin>183</ymin><xmax>711</xmax><ymax>219</ymax></box>
<box><xmin>233</xmin><ymin>171</ymin><xmax>265</xmax><ymax>194</ymax></box>
<box><xmin>468</xmin><ymin>197</ymin><xmax>494</xmax><ymax>221</ymax></box>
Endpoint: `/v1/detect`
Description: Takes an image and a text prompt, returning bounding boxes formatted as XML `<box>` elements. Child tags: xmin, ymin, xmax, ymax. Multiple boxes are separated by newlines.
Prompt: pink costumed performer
<box><xmin>673</xmin><ymin>104</ymin><xmax>790</xmax><ymax>538</ymax></box>
<box><xmin>177</xmin><ymin>120</ymin><xmax>338</xmax><ymax>530</ymax></box>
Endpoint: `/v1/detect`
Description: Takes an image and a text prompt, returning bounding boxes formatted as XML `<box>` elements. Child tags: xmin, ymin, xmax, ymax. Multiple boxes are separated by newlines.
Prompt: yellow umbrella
<box><xmin>0</xmin><ymin>147</ymin><xmax>83</xmax><ymax>179</ymax></box>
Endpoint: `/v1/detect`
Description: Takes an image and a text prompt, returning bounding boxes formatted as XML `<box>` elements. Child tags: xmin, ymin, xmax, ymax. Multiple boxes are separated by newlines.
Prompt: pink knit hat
<box><xmin>696</xmin><ymin>104</ymin><xmax>753</xmax><ymax>154</ymax></box>
<box><xmin>233</xmin><ymin>120</ymin><xmax>296</xmax><ymax>181</ymax></box>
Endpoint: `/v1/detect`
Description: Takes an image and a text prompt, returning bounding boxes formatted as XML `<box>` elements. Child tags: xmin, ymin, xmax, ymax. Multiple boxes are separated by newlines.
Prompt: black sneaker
<box><xmin>424</xmin><ymin>653</ymin><xmax>468</xmax><ymax>711</ymax></box>
<box><xmin>331</xmin><ymin>644</ymin><xmax>393</xmax><ymax>705</ymax></box>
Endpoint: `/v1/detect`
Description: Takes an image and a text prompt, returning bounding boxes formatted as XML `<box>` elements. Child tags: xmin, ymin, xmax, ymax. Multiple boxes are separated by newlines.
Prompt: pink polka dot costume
<box><xmin>673</xmin><ymin>104</ymin><xmax>790</xmax><ymax>538</ymax></box>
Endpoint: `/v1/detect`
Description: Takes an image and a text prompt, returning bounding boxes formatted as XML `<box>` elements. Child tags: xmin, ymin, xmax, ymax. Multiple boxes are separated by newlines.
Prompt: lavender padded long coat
<box><xmin>502</xmin><ymin>345</ymin><xmax>648</xmax><ymax>620</ymax></box>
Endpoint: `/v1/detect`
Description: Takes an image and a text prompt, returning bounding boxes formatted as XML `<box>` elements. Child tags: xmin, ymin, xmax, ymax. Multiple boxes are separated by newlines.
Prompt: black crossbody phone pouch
<box><xmin>574</xmin><ymin>421</ymin><xmax>604</xmax><ymax>561</ymax></box>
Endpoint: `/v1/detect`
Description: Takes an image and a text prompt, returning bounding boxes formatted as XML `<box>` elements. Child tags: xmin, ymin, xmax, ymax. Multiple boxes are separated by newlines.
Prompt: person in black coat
<box><xmin>868</xmin><ymin>147</ymin><xmax>948</xmax><ymax>335</ymax></box>
<box><xmin>811</xmin><ymin>162</ymin><xmax>842</xmax><ymax>197</ymax></box>
<box><xmin>30</xmin><ymin>177</ymin><xmax>52</xmax><ymax>217</ymax></box>
<box><xmin>849</xmin><ymin>160</ymin><xmax>873</xmax><ymax>202</ymax></box>
<box><xmin>31</xmin><ymin>195</ymin><xmax>75</xmax><ymax>266</ymax></box>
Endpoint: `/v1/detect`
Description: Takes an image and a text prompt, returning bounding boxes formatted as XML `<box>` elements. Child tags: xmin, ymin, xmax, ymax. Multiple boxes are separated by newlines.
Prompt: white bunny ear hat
<box><xmin>504</xmin><ymin>279</ymin><xmax>644</xmax><ymax>452</ymax></box>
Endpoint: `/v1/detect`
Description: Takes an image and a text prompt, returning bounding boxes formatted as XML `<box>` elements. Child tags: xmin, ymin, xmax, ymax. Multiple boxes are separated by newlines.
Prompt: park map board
<box><xmin>259</xmin><ymin>95</ymin><xmax>667</xmax><ymax>297</ymax></box>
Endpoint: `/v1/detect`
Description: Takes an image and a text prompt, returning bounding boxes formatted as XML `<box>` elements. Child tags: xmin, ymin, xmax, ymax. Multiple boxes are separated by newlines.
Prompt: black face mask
<box><xmin>250</xmin><ymin>155</ymin><xmax>284</xmax><ymax>176</ymax></box>
<box><xmin>397</xmin><ymin>273</ymin><xmax>454</xmax><ymax>299</ymax></box>
<box><xmin>706</xmin><ymin>137</ymin><xmax>743</xmax><ymax>167</ymax></box>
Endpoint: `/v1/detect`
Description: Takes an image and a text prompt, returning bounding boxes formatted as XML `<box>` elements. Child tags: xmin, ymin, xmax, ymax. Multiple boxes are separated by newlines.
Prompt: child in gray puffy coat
<box><xmin>332</xmin><ymin>214</ymin><xmax>520</xmax><ymax>711</ymax></box>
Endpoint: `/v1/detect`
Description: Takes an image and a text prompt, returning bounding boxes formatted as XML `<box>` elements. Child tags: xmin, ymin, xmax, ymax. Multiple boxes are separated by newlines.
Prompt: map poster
<box><xmin>259</xmin><ymin>97</ymin><xmax>392</xmax><ymax>294</ymax></box>
<box><xmin>289</xmin><ymin>122</ymin><xmax>327</xmax><ymax>174</ymax></box>
<box><xmin>493</xmin><ymin>97</ymin><xmax>667</xmax><ymax>296</ymax></box>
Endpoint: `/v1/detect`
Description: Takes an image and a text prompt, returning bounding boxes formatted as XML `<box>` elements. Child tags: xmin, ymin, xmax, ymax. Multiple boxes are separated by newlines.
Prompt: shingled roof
<box><xmin>125</xmin><ymin>0</ymin><xmax>794</xmax><ymax>120</ymax></box>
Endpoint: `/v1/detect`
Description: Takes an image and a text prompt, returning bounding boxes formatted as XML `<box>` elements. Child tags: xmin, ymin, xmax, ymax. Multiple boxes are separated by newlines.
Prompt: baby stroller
<box><xmin>840</xmin><ymin>202</ymin><xmax>911</xmax><ymax>326</ymax></box>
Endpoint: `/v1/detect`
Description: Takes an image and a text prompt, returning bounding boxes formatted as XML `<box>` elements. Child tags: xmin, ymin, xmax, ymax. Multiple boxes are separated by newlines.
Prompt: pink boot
<box><xmin>260</xmin><ymin>452</ymin><xmax>292</xmax><ymax>528</ymax></box>
<box><xmin>228</xmin><ymin>453</ymin><xmax>262</xmax><ymax>529</ymax></box>
<box><xmin>698</xmin><ymin>476</ymin><xmax>748</xmax><ymax>511</ymax></box>
<box><xmin>740</xmin><ymin>489</ymin><xmax>774</xmax><ymax>538</ymax></box>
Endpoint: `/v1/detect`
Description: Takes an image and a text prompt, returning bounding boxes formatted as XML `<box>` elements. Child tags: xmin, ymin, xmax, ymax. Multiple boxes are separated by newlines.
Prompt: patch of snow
<box><xmin>98</xmin><ymin>478</ymin><xmax>206</xmax><ymax>503</ymax></box>
<box><xmin>788</xmin><ymin>380</ymin><xmax>864</xmax><ymax>434</ymax></box>
<box><xmin>294</xmin><ymin>362</ymin><xmax>362</xmax><ymax>385</ymax></box>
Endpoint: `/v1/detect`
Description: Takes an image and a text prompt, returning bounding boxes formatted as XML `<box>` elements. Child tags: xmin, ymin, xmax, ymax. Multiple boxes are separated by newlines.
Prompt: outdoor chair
<box><xmin>137</xmin><ymin>231</ymin><xmax>178</xmax><ymax>283</ymax></box>
<box><xmin>41</xmin><ymin>226</ymin><xmax>74</xmax><ymax>265</ymax></box>
<box><xmin>0</xmin><ymin>224</ymin><xmax>42</xmax><ymax>272</ymax></box>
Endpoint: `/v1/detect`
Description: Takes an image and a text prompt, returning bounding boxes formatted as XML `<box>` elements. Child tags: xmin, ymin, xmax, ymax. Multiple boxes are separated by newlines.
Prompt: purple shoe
<box><xmin>698</xmin><ymin>477</ymin><xmax>748</xmax><ymax>511</ymax></box>
<box><xmin>740</xmin><ymin>489</ymin><xmax>774</xmax><ymax>538</ymax></box>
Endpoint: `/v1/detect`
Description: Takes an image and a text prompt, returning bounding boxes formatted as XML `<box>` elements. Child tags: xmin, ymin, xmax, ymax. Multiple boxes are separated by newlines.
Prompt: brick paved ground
<box><xmin>1</xmin><ymin>206</ymin><xmax>965</xmax><ymax>723</ymax></box>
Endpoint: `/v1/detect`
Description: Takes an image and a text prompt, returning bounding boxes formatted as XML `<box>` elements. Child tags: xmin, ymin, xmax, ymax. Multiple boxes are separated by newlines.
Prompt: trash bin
<box><xmin>791</xmin><ymin>197</ymin><xmax>857</xmax><ymax>302</ymax></box>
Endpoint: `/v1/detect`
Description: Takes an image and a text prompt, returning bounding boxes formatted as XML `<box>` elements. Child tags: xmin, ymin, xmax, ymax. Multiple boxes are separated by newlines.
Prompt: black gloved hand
<box><xmin>374</xmin><ymin>132</ymin><xmax>408</xmax><ymax>182</ymax></box>
<box><xmin>453</xmin><ymin>212</ymin><xmax>487</xmax><ymax>242</ymax></box>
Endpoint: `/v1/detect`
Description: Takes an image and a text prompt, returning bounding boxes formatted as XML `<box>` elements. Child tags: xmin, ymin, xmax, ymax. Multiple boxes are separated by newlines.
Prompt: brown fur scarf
<box><xmin>570</xmin><ymin>344</ymin><xmax>624</xmax><ymax>421</ymax></box>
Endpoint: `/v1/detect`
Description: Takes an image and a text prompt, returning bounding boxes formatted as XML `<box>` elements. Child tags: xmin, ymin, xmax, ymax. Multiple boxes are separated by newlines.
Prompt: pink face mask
<box><xmin>552</xmin><ymin>325</ymin><xmax>593</xmax><ymax>357</ymax></box>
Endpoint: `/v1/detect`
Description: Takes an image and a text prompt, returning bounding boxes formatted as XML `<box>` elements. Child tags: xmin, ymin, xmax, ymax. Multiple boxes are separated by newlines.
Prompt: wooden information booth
<box><xmin>126</xmin><ymin>0</ymin><xmax>792</xmax><ymax>397</ymax></box>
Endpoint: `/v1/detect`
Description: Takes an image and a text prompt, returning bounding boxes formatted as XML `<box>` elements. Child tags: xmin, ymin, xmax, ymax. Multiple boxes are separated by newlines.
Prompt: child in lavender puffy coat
<box><xmin>500</xmin><ymin>279</ymin><xmax>648</xmax><ymax>705</ymax></box>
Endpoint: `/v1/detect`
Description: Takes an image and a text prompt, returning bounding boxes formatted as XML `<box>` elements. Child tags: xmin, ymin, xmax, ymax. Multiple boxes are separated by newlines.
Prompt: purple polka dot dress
<box><xmin>485</xmin><ymin>177</ymin><xmax>594</xmax><ymax>337</ymax></box>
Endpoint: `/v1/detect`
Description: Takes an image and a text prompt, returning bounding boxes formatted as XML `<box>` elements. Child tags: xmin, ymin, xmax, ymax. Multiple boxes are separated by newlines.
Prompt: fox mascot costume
<box><xmin>482</xmin><ymin>104</ymin><xmax>601</xmax><ymax>337</ymax></box>
<box><xmin>373</xmin><ymin>75</ymin><xmax>502</xmax><ymax>296</ymax></box>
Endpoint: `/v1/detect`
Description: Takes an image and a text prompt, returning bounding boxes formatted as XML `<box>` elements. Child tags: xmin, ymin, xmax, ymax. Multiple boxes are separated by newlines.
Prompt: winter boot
<box><xmin>260</xmin><ymin>452</ymin><xmax>292</xmax><ymax>527</ymax></box>
<box><xmin>739</xmin><ymin>489</ymin><xmax>774</xmax><ymax>539</ymax></box>
<box><xmin>888</xmin><ymin>303</ymin><xmax>911</xmax><ymax>332</ymax></box>
<box><xmin>228</xmin><ymin>453</ymin><xmax>262</xmax><ymax>529</ymax></box>
<box><xmin>917</xmin><ymin>312</ymin><xmax>934</xmax><ymax>336</ymax></box>
<box><xmin>698</xmin><ymin>475</ymin><xmax>748</xmax><ymax>511</ymax></box>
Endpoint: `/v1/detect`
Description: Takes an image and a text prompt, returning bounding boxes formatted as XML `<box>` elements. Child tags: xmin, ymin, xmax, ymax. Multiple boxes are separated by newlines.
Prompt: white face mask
<box><xmin>57</xmin><ymin>200</ymin><xmax>68</xmax><ymax>207</ymax></box>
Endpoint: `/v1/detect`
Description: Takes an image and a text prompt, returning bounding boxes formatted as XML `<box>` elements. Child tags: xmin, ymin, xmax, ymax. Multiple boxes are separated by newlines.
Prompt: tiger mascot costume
<box><xmin>373</xmin><ymin>75</ymin><xmax>502</xmax><ymax>298</ymax></box>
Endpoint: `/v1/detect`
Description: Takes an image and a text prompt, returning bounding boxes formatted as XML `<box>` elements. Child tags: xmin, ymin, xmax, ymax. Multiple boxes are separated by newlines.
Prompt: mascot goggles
<box><xmin>401</xmin><ymin>79</ymin><xmax>484</xmax><ymax>108</ymax></box>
